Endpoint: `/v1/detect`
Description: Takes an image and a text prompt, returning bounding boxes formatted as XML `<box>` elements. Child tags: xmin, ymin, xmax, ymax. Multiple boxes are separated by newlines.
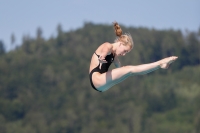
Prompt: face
<box><xmin>116</xmin><ymin>42</ymin><xmax>131</xmax><ymax>56</ymax></box>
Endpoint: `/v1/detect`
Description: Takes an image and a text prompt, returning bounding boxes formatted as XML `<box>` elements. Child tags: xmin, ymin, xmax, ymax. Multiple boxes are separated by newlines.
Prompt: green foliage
<box><xmin>0</xmin><ymin>22</ymin><xmax>199</xmax><ymax>133</ymax></box>
<box><xmin>0</xmin><ymin>41</ymin><xmax>5</xmax><ymax>55</ymax></box>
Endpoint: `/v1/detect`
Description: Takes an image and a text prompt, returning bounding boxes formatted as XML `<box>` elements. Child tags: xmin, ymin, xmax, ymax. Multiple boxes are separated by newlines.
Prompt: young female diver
<box><xmin>89</xmin><ymin>22</ymin><xmax>178</xmax><ymax>92</ymax></box>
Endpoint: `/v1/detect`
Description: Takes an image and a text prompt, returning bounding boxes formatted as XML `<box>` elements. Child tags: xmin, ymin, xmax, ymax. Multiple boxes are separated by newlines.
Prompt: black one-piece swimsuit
<box><xmin>89</xmin><ymin>52</ymin><xmax>115</xmax><ymax>92</ymax></box>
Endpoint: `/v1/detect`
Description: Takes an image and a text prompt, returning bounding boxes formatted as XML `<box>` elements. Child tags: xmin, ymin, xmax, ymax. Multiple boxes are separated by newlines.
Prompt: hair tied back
<box><xmin>113</xmin><ymin>21</ymin><xmax>123</xmax><ymax>37</ymax></box>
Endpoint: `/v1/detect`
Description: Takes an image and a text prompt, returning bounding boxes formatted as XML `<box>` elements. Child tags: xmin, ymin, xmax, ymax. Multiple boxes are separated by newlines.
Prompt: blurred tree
<box><xmin>185</xmin><ymin>32</ymin><xmax>200</xmax><ymax>65</ymax></box>
<box><xmin>0</xmin><ymin>115</ymin><xmax>6</xmax><ymax>133</ymax></box>
<box><xmin>56</xmin><ymin>23</ymin><xmax>65</xmax><ymax>47</ymax></box>
<box><xmin>194</xmin><ymin>111</ymin><xmax>200</xmax><ymax>133</ymax></box>
<box><xmin>0</xmin><ymin>41</ymin><xmax>5</xmax><ymax>55</ymax></box>
<box><xmin>57</xmin><ymin>23</ymin><xmax>63</xmax><ymax>35</ymax></box>
<box><xmin>22</xmin><ymin>34</ymin><xmax>32</xmax><ymax>53</ymax></box>
<box><xmin>36</xmin><ymin>27</ymin><xmax>43</xmax><ymax>40</ymax></box>
<box><xmin>11</xmin><ymin>33</ymin><xmax>16</xmax><ymax>45</ymax></box>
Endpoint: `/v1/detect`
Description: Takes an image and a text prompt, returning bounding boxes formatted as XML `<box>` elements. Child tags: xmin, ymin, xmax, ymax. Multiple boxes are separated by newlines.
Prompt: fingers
<box><xmin>98</xmin><ymin>56</ymin><xmax>107</xmax><ymax>63</ymax></box>
<box><xmin>99</xmin><ymin>63</ymin><xmax>102</xmax><ymax>69</ymax></box>
<box><xmin>98</xmin><ymin>59</ymin><xmax>107</xmax><ymax>63</ymax></box>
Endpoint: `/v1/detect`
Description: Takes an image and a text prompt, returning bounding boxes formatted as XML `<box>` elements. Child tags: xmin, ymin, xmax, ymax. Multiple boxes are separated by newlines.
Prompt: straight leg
<box><xmin>92</xmin><ymin>56</ymin><xmax>177</xmax><ymax>92</ymax></box>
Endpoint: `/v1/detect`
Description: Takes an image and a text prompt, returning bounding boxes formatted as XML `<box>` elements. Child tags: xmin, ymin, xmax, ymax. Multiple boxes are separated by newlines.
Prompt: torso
<box><xmin>89</xmin><ymin>43</ymin><xmax>115</xmax><ymax>73</ymax></box>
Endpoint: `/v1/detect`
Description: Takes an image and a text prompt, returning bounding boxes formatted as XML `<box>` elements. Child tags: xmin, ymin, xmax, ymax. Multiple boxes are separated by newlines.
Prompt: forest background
<box><xmin>0</xmin><ymin>22</ymin><xmax>200</xmax><ymax>133</ymax></box>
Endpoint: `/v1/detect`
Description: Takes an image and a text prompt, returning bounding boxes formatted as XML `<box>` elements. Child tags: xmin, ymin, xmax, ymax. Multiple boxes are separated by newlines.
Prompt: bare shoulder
<box><xmin>96</xmin><ymin>42</ymin><xmax>113</xmax><ymax>54</ymax></box>
<box><xmin>102</xmin><ymin>42</ymin><xmax>113</xmax><ymax>50</ymax></box>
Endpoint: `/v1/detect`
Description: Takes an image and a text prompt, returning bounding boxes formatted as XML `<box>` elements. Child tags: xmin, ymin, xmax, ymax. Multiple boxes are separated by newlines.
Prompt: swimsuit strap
<box><xmin>95</xmin><ymin>52</ymin><xmax>115</xmax><ymax>57</ymax></box>
<box><xmin>94</xmin><ymin>52</ymin><xmax>100</xmax><ymax>57</ymax></box>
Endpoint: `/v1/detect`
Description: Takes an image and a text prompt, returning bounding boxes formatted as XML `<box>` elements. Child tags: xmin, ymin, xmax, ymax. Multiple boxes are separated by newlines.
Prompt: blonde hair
<box><xmin>113</xmin><ymin>21</ymin><xmax>134</xmax><ymax>49</ymax></box>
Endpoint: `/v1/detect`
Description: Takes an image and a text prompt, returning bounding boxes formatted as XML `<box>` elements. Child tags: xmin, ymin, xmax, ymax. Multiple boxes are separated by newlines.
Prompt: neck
<box><xmin>111</xmin><ymin>42</ymin><xmax>119</xmax><ymax>53</ymax></box>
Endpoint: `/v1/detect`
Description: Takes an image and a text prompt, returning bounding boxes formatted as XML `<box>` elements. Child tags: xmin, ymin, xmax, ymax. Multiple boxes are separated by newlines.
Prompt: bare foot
<box><xmin>159</xmin><ymin>56</ymin><xmax>178</xmax><ymax>69</ymax></box>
